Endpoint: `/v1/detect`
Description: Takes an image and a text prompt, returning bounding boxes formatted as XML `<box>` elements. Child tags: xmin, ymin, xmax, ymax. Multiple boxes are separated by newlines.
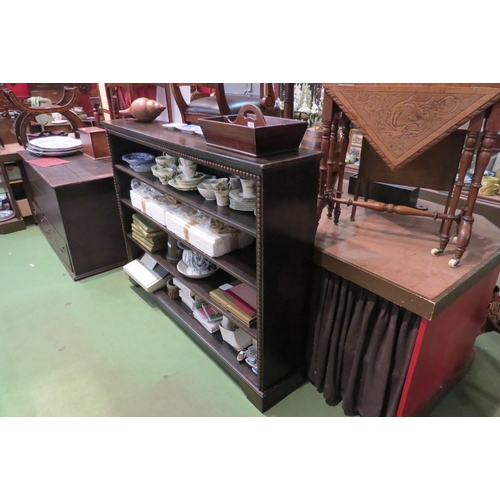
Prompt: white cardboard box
<box><xmin>179</xmin><ymin>289</ymin><xmax>200</xmax><ymax>310</ymax></box>
<box><xmin>220</xmin><ymin>325</ymin><xmax>252</xmax><ymax>350</ymax></box>
<box><xmin>173</xmin><ymin>277</ymin><xmax>194</xmax><ymax>295</ymax></box>
<box><xmin>123</xmin><ymin>259</ymin><xmax>168</xmax><ymax>292</ymax></box>
<box><xmin>164</xmin><ymin>210</ymin><xmax>254</xmax><ymax>257</ymax></box>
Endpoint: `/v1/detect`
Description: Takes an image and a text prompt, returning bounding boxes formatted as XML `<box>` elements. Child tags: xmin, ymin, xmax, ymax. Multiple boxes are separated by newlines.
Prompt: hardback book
<box><xmin>209</xmin><ymin>287</ymin><xmax>256</xmax><ymax>326</ymax></box>
<box><xmin>222</xmin><ymin>283</ymin><xmax>257</xmax><ymax>316</ymax></box>
<box><xmin>193</xmin><ymin>301</ymin><xmax>222</xmax><ymax>333</ymax></box>
<box><xmin>131</xmin><ymin>231</ymin><xmax>167</xmax><ymax>252</ymax></box>
<box><xmin>194</xmin><ymin>301</ymin><xmax>223</xmax><ymax>323</ymax></box>
<box><xmin>131</xmin><ymin>222</ymin><xmax>165</xmax><ymax>239</ymax></box>
<box><xmin>132</xmin><ymin>213</ymin><xmax>164</xmax><ymax>234</ymax></box>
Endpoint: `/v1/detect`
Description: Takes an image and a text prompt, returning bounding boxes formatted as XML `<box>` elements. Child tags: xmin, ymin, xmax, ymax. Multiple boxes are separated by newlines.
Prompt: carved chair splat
<box><xmin>2</xmin><ymin>86</ymin><xmax>83</xmax><ymax>147</ymax></box>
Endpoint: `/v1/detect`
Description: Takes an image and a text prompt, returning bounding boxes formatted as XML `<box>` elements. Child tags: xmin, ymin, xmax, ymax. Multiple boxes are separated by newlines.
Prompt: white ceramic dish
<box><xmin>229</xmin><ymin>204</ymin><xmax>256</xmax><ymax>212</ymax></box>
<box><xmin>174</xmin><ymin>124</ymin><xmax>202</xmax><ymax>135</ymax></box>
<box><xmin>197</xmin><ymin>185</ymin><xmax>216</xmax><ymax>200</ymax></box>
<box><xmin>176</xmin><ymin>172</ymin><xmax>205</xmax><ymax>183</ymax></box>
<box><xmin>162</xmin><ymin>122</ymin><xmax>185</xmax><ymax>130</ymax></box>
<box><xmin>229</xmin><ymin>189</ymin><xmax>256</xmax><ymax>201</ymax></box>
<box><xmin>129</xmin><ymin>164</ymin><xmax>154</xmax><ymax>172</ymax></box>
<box><xmin>26</xmin><ymin>146</ymin><xmax>82</xmax><ymax>157</ymax></box>
<box><xmin>167</xmin><ymin>179</ymin><xmax>199</xmax><ymax>191</ymax></box>
<box><xmin>176</xmin><ymin>259</ymin><xmax>218</xmax><ymax>279</ymax></box>
<box><xmin>29</xmin><ymin>136</ymin><xmax>82</xmax><ymax>150</ymax></box>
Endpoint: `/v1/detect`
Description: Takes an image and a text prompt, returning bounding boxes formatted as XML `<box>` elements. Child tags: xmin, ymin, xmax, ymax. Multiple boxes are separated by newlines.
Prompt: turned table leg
<box><xmin>431</xmin><ymin>112</ymin><xmax>485</xmax><ymax>257</ymax></box>
<box><xmin>317</xmin><ymin>94</ymin><xmax>332</xmax><ymax>222</ymax></box>
<box><xmin>325</xmin><ymin>110</ymin><xmax>340</xmax><ymax>220</ymax></box>
<box><xmin>450</xmin><ymin>102</ymin><xmax>500</xmax><ymax>268</ymax></box>
<box><xmin>332</xmin><ymin>114</ymin><xmax>351</xmax><ymax>224</ymax></box>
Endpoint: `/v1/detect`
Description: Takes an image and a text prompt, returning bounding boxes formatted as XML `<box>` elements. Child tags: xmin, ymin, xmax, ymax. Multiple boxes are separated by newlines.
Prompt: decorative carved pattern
<box><xmin>324</xmin><ymin>84</ymin><xmax>500</xmax><ymax>169</ymax></box>
<box><xmin>350</xmin><ymin>91</ymin><xmax>475</xmax><ymax>155</ymax></box>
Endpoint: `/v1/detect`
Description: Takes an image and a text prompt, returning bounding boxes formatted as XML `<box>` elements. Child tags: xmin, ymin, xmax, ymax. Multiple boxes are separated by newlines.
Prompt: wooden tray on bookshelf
<box><xmin>198</xmin><ymin>104</ymin><xmax>308</xmax><ymax>157</ymax></box>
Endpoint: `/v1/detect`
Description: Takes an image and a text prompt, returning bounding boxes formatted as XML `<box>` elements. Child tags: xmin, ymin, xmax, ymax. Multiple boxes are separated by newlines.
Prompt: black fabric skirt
<box><xmin>307</xmin><ymin>267</ymin><xmax>421</xmax><ymax>417</ymax></box>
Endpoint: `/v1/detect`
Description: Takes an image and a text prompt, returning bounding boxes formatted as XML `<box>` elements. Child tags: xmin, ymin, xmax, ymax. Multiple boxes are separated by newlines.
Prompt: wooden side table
<box><xmin>319</xmin><ymin>83</ymin><xmax>500</xmax><ymax>268</ymax></box>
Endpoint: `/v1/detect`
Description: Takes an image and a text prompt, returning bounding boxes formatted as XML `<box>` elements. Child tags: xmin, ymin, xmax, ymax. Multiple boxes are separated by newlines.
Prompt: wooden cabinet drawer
<box><xmin>39</xmin><ymin>214</ymin><xmax>74</xmax><ymax>273</ymax></box>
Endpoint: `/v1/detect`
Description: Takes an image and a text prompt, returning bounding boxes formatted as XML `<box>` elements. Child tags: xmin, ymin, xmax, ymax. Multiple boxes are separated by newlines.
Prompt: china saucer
<box><xmin>167</xmin><ymin>179</ymin><xmax>200</xmax><ymax>191</ymax></box>
<box><xmin>176</xmin><ymin>259</ymin><xmax>219</xmax><ymax>279</ymax></box>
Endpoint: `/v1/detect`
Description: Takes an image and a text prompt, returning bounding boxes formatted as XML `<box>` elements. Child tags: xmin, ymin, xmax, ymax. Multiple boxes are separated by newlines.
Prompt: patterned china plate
<box><xmin>229</xmin><ymin>189</ymin><xmax>256</xmax><ymax>201</ymax></box>
<box><xmin>175</xmin><ymin>172</ymin><xmax>205</xmax><ymax>184</ymax></box>
<box><xmin>167</xmin><ymin>179</ymin><xmax>200</xmax><ymax>191</ymax></box>
<box><xmin>174</xmin><ymin>124</ymin><xmax>202</xmax><ymax>135</ymax></box>
<box><xmin>29</xmin><ymin>136</ymin><xmax>82</xmax><ymax>150</ymax></box>
<box><xmin>229</xmin><ymin>204</ymin><xmax>256</xmax><ymax>212</ymax></box>
<box><xmin>26</xmin><ymin>146</ymin><xmax>82</xmax><ymax>157</ymax></box>
<box><xmin>176</xmin><ymin>260</ymin><xmax>219</xmax><ymax>279</ymax></box>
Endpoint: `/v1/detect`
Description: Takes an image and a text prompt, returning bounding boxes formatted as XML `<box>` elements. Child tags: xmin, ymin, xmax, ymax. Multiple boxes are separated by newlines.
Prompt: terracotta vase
<box><xmin>119</xmin><ymin>97</ymin><xmax>166</xmax><ymax>122</ymax></box>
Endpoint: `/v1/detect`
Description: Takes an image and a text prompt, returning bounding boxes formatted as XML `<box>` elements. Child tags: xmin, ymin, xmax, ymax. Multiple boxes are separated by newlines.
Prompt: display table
<box><xmin>319</xmin><ymin>83</ymin><xmax>500</xmax><ymax>269</ymax></box>
<box><xmin>18</xmin><ymin>150</ymin><xmax>128</xmax><ymax>280</ymax></box>
<box><xmin>311</xmin><ymin>192</ymin><xmax>500</xmax><ymax>416</ymax></box>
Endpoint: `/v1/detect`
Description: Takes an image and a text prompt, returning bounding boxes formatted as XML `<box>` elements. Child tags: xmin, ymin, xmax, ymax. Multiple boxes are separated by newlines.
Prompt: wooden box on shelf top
<box><xmin>78</xmin><ymin>126</ymin><xmax>110</xmax><ymax>159</ymax></box>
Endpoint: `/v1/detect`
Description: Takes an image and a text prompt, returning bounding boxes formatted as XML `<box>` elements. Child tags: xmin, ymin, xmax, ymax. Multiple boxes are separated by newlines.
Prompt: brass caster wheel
<box><xmin>448</xmin><ymin>258</ymin><xmax>460</xmax><ymax>268</ymax></box>
<box><xmin>431</xmin><ymin>248</ymin><xmax>443</xmax><ymax>256</ymax></box>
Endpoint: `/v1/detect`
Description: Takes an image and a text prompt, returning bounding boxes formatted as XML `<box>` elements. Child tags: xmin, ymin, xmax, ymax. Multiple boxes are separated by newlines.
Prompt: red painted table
<box><xmin>314</xmin><ymin>191</ymin><xmax>500</xmax><ymax>416</ymax></box>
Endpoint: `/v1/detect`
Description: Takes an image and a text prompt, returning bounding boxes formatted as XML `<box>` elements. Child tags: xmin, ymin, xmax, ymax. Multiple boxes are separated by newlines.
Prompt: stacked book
<box><xmin>193</xmin><ymin>301</ymin><xmax>223</xmax><ymax>333</ymax></box>
<box><xmin>209</xmin><ymin>282</ymin><xmax>257</xmax><ymax>327</ymax></box>
<box><xmin>131</xmin><ymin>213</ymin><xmax>167</xmax><ymax>252</ymax></box>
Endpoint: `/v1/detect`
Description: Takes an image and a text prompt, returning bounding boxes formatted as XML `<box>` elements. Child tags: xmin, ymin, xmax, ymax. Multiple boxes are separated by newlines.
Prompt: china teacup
<box><xmin>209</xmin><ymin>178</ymin><xmax>229</xmax><ymax>191</ymax></box>
<box><xmin>182</xmin><ymin>248</ymin><xmax>212</xmax><ymax>271</ymax></box>
<box><xmin>240</xmin><ymin>178</ymin><xmax>256</xmax><ymax>198</ymax></box>
<box><xmin>214</xmin><ymin>189</ymin><xmax>230</xmax><ymax>207</ymax></box>
<box><xmin>155</xmin><ymin>155</ymin><xmax>177</xmax><ymax>168</ymax></box>
<box><xmin>151</xmin><ymin>165</ymin><xmax>177</xmax><ymax>184</ymax></box>
<box><xmin>179</xmin><ymin>158</ymin><xmax>196</xmax><ymax>167</ymax></box>
<box><xmin>179</xmin><ymin>163</ymin><xmax>197</xmax><ymax>179</ymax></box>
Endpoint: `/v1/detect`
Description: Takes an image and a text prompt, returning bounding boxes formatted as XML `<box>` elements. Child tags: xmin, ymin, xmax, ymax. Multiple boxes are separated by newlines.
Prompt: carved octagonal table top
<box><xmin>323</xmin><ymin>83</ymin><xmax>500</xmax><ymax>170</ymax></box>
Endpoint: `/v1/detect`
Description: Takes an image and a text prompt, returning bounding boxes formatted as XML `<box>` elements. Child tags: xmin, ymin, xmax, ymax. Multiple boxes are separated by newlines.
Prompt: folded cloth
<box><xmin>27</xmin><ymin>157</ymin><xmax>69</xmax><ymax>168</ymax></box>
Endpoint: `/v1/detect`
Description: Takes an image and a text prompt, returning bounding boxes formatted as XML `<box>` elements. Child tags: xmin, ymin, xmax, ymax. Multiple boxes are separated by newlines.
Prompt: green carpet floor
<box><xmin>1</xmin><ymin>224</ymin><xmax>500</xmax><ymax>417</ymax></box>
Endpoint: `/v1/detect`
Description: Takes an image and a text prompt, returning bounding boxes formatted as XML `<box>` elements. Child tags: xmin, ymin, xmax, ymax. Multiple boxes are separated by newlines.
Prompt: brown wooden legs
<box><xmin>448</xmin><ymin>102</ymin><xmax>500</xmax><ymax>267</ymax></box>
<box><xmin>433</xmin><ymin>113</ymin><xmax>485</xmax><ymax>257</ymax></box>
<box><xmin>316</xmin><ymin>94</ymin><xmax>347</xmax><ymax>224</ymax></box>
<box><xmin>317</xmin><ymin>94</ymin><xmax>500</xmax><ymax>269</ymax></box>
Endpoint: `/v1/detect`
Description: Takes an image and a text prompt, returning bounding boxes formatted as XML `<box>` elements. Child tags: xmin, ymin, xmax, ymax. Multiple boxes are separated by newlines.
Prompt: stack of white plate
<box><xmin>168</xmin><ymin>172</ymin><xmax>206</xmax><ymax>191</ymax></box>
<box><xmin>26</xmin><ymin>136</ymin><xmax>83</xmax><ymax>157</ymax></box>
<box><xmin>229</xmin><ymin>189</ymin><xmax>256</xmax><ymax>211</ymax></box>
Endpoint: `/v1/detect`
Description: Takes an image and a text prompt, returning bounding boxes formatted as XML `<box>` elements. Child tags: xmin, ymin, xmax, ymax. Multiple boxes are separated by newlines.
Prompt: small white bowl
<box><xmin>197</xmin><ymin>185</ymin><xmax>216</xmax><ymax>200</ymax></box>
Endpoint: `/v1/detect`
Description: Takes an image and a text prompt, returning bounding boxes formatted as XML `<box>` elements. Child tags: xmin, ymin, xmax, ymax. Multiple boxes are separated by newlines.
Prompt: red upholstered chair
<box><xmin>170</xmin><ymin>83</ymin><xmax>279</xmax><ymax>124</ymax></box>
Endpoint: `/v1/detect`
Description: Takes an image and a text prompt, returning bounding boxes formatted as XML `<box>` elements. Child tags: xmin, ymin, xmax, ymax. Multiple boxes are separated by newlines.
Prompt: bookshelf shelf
<box><xmin>104</xmin><ymin>119</ymin><xmax>322</xmax><ymax>412</ymax></box>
